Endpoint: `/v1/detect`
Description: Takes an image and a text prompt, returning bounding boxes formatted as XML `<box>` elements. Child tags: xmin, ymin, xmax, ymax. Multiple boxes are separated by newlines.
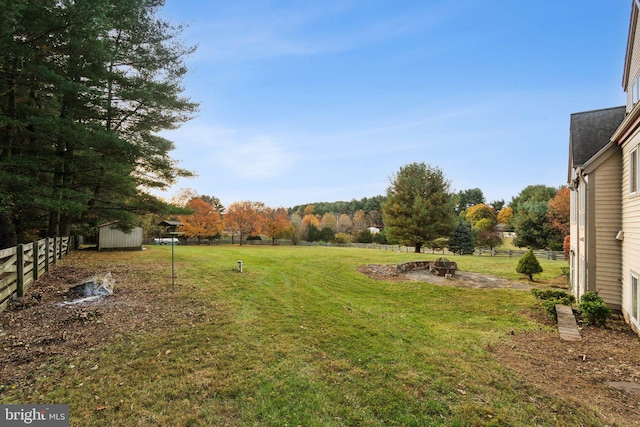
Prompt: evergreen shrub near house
<box><xmin>531</xmin><ymin>288</ymin><xmax>575</xmax><ymax>320</ymax></box>
<box><xmin>578</xmin><ymin>292</ymin><xmax>611</xmax><ymax>327</ymax></box>
<box><xmin>516</xmin><ymin>249</ymin><xmax>543</xmax><ymax>280</ymax></box>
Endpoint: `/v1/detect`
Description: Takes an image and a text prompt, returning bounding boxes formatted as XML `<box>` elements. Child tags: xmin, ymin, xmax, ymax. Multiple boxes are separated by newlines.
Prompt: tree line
<box><xmin>0</xmin><ymin>0</ymin><xmax>196</xmax><ymax>249</ymax></box>
<box><xmin>163</xmin><ymin>163</ymin><xmax>568</xmax><ymax>252</ymax></box>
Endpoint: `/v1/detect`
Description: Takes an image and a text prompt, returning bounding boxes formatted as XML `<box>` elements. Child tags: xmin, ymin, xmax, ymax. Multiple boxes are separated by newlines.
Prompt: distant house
<box><xmin>568</xmin><ymin>0</ymin><xmax>640</xmax><ymax>335</ymax></box>
<box><xmin>367</xmin><ymin>226</ymin><xmax>381</xmax><ymax>234</ymax></box>
<box><xmin>97</xmin><ymin>222</ymin><xmax>143</xmax><ymax>251</ymax></box>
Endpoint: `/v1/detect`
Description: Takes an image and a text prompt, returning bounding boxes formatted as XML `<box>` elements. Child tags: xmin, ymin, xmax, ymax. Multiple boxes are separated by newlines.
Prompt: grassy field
<box><xmin>1</xmin><ymin>245</ymin><xmax>601</xmax><ymax>426</ymax></box>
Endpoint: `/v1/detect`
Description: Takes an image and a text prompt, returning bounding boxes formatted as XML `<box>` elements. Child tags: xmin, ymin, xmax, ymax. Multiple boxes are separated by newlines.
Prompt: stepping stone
<box><xmin>556</xmin><ymin>304</ymin><xmax>581</xmax><ymax>341</ymax></box>
<box><xmin>606</xmin><ymin>381</ymin><xmax>640</xmax><ymax>394</ymax></box>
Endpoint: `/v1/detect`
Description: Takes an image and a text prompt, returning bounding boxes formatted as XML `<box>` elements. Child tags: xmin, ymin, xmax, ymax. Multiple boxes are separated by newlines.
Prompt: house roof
<box><xmin>157</xmin><ymin>220</ymin><xmax>184</xmax><ymax>227</ymax></box>
<box><xmin>570</xmin><ymin>106</ymin><xmax>626</xmax><ymax>168</ymax></box>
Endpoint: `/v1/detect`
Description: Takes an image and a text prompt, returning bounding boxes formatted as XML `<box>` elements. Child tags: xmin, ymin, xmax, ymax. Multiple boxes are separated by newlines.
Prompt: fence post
<box><xmin>16</xmin><ymin>244</ymin><xmax>24</xmax><ymax>297</ymax></box>
<box><xmin>33</xmin><ymin>240</ymin><xmax>39</xmax><ymax>281</ymax></box>
<box><xmin>44</xmin><ymin>237</ymin><xmax>50</xmax><ymax>273</ymax></box>
<box><xmin>52</xmin><ymin>237</ymin><xmax>57</xmax><ymax>264</ymax></box>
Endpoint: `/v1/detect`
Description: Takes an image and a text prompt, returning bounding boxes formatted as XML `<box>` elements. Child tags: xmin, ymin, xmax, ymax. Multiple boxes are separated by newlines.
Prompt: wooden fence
<box><xmin>0</xmin><ymin>236</ymin><xmax>73</xmax><ymax>313</ymax></box>
<box><xmin>351</xmin><ymin>243</ymin><xmax>566</xmax><ymax>261</ymax></box>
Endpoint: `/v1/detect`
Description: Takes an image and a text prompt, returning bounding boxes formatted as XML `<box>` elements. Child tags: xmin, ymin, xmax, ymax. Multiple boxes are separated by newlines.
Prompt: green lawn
<box><xmin>2</xmin><ymin>245</ymin><xmax>599</xmax><ymax>426</ymax></box>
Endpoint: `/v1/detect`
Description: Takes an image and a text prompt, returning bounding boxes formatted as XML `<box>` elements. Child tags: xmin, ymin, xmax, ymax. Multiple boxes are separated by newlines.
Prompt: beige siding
<box><xmin>98</xmin><ymin>226</ymin><xmax>143</xmax><ymax>251</ymax></box>
<box><xmin>592</xmin><ymin>152</ymin><xmax>623</xmax><ymax>309</ymax></box>
<box><xmin>628</xmin><ymin>16</ymin><xmax>640</xmax><ymax>111</ymax></box>
<box><xmin>569</xmin><ymin>187</ymin><xmax>579</xmax><ymax>297</ymax></box>
<box><xmin>621</xmin><ymin>129</ymin><xmax>640</xmax><ymax>333</ymax></box>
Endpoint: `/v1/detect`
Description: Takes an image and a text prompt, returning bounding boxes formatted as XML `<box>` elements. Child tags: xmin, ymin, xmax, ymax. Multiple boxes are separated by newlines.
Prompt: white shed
<box><xmin>97</xmin><ymin>222</ymin><xmax>143</xmax><ymax>251</ymax></box>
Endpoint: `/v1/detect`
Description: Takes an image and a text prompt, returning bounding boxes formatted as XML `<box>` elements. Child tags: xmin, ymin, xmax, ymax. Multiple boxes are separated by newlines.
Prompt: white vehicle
<box><xmin>153</xmin><ymin>237</ymin><xmax>179</xmax><ymax>245</ymax></box>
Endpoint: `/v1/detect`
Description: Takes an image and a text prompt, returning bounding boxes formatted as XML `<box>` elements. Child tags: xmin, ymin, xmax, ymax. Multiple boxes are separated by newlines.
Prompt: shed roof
<box><xmin>157</xmin><ymin>220</ymin><xmax>185</xmax><ymax>227</ymax></box>
<box><xmin>570</xmin><ymin>106</ymin><xmax>626</xmax><ymax>168</ymax></box>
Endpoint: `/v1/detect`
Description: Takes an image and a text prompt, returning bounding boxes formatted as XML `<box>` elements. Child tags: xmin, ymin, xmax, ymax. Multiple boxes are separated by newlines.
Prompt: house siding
<box><xmin>569</xmin><ymin>188</ymin><xmax>579</xmax><ymax>297</ymax></box>
<box><xmin>621</xmin><ymin>127</ymin><xmax>640</xmax><ymax>333</ymax></box>
<box><xmin>593</xmin><ymin>152</ymin><xmax>623</xmax><ymax>309</ymax></box>
<box><xmin>627</xmin><ymin>13</ymin><xmax>640</xmax><ymax>111</ymax></box>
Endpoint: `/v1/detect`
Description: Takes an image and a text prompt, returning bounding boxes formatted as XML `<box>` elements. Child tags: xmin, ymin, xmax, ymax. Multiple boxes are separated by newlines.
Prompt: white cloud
<box><xmin>186</xmin><ymin>1</ymin><xmax>466</xmax><ymax>64</ymax></box>
<box><xmin>163</xmin><ymin>123</ymin><xmax>298</xmax><ymax>180</ymax></box>
<box><xmin>219</xmin><ymin>136</ymin><xmax>297</xmax><ymax>179</ymax></box>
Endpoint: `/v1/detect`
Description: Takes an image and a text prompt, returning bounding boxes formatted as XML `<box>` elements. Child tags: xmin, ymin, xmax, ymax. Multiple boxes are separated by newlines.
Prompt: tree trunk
<box><xmin>414</xmin><ymin>243</ymin><xmax>422</xmax><ymax>253</ymax></box>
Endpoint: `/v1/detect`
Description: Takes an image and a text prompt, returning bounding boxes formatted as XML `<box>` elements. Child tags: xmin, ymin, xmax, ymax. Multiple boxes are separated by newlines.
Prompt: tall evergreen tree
<box><xmin>382</xmin><ymin>162</ymin><xmax>456</xmax><ymax>253</ymax></box>
<box><xmin>0</xmin><ymin>0</ymin><xmax>197</xmax><ymax>246</ymax></box>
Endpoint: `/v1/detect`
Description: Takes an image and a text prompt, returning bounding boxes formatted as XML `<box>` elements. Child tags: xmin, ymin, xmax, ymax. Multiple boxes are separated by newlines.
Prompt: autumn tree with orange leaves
<box><xmin>547</xmin><ymin>187</ymin><xmax>570</xmax><ymax>237</ymax></box>
<box><xmin>224</xmin><ymin>201</ymin><xmax>265</xmax><ymax>245</ymax></box>
<box><xmin>179</xmin><ymin>198</ymin><xmax>223</xmax><ymax>244</ymax></box>
<box><xmin>263</xmin><ymin>207</ymin><xmax>293</xmax><ymax>245</ymax></box>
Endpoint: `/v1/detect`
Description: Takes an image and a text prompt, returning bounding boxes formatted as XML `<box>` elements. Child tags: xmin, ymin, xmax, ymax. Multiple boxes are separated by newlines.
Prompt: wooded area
<box><xmin>0</xmin><ymin>0</ymin><xmax>197</xmax><ymax>249</ymax></box>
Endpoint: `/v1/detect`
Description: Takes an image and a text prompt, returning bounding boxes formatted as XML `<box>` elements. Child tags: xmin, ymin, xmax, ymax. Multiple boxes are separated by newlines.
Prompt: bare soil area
<box><xmin>360</xmin><ymin>264</ymin><xmax>640</xmax><ymax>427</ymax></box>
<box><xmin>0</xmin><ymin>256</ymin><xmax>207</xmax><ymax>390</ymax></box>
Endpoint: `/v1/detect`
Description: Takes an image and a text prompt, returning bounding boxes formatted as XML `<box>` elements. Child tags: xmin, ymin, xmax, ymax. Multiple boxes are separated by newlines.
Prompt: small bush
<box><xmin>531</xmin><ymin>288</ymin><xmax>575</xmax><ymax>304</ymax></box>
<box><xmin>578</xmin><ymin>292</ymin><xmax>611</xmax><ymax>326</ymax></box>
<box><xmin>333</xmin><ymin>232</ymin><xmax>353</xmax><ymax>244</ymax></box>
<box><xmin>542</xmin><ymin>297</ymin><xmax>574</xmax><ymax>320</ymax></box>
<box><xmin>531</xmin><ymin>288</ymin><xmax>576</xmax><ymax>320</ymax></box>
<box><xmin>580</xmin><ymin>291</ymin><xmax>602</xmax><ymax>303</ymax></box>
<box><xmin>516</xmin><ymin>249</ymin><xmax>543</xmax><ymax>280</ymax></box>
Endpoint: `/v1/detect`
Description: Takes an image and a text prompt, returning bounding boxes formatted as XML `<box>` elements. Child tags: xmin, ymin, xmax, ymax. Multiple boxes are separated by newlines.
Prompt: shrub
<box><xmin>516</xmin><ymin>249</ymin><xmax>543</xmax><ymax>280</ymax></box>
<box><xmin>356</xmin><ymin>228</ymin><xmax>373</xmax><ymax>243</ymax></box>
<box><xmin>372</xmin><ymin>232</ymin><xmax>387</xmax><ymax>244</ymax></box>
<box><xmin>333</xmin><ymin>232</ymin><xmax>353</xmax><ymax>244</ymax></box>
<box><xmin>578</xmin><ymin>292</ymin><xmax>611</xmax><ymax>326</ymax></box>
<box><xmin>580</xmin><ymin>291</ymin><xmax>602</xmax><ymax>303</ymax></box>
<box><xmin>531</xmin><ymin>288</ymin><xmax>576</xmax><ymax>319</ymax></box>
<box><xmin>542</xmin><ymin>298</ymin><xmax>574</xmax><ymax>320</ymax></box>
<box><xmin>531</xmin><ymin>288</ymin><xmax>575</xmax><ymax>304</ymax></box>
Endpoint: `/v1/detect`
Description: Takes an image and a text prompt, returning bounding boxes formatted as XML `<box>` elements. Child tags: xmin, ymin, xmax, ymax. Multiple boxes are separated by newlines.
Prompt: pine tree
<box><xmin>0</xmin><ymin>0</ymin><xmax>197</xmax><ymax>245</ymax></box>
<box><xmin>382</xmin><ymin>163</ymin><xmax>456</xmax><ymax>253</ymax></box>
<box><xmin>448</xmin><ymin>222</ymin><xmax>475</xmax><ymax>255</ymax></box>
<box><xmin>516</xmin><ymin>249</ymin><xmax>543</xmax><ymax>280</ymax></box>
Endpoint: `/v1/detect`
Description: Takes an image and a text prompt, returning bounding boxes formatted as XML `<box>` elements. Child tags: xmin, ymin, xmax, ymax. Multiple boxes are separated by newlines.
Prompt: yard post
<box><xmin>52</xmin><ymin>236</ymin><xmax>57</xmax><ymax>264</ymax></box>
<box><xmin>33</xmin><ymin>240</ymin><xmax>39</xmax><ymax>281</ymax></box>
<box><xmin>44</xmin><ymin>237</ymin><xmax>50</xmax><ymax>273</ymax></box>
<box><xmin>16</xmin><ymin>244</ymin><xmax>24</xmax><ymax>297</ymax></box>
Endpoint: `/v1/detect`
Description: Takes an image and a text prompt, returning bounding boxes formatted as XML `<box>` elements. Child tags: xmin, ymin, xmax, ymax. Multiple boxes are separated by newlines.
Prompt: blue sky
<box><xmin>157</xmin><ymin>0</ymin><xmax>630</xmax><ymax>209</ymax></box>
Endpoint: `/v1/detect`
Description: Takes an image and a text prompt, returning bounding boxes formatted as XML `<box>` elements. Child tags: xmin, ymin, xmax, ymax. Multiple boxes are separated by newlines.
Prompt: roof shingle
<box><xmin>570</xmin><ymin>106</ymin><xmax>626</xmax><ymax>167</ymax></box>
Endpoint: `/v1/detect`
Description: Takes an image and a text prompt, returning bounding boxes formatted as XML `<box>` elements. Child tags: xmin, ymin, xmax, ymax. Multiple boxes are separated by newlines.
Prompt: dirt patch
<box><xmin>359</xmin><ymin>263</ymin><xmax>534</xmax><ymax>289</ymax></box>
<box><xmin>0</xmin><ymin>253</ymin><xmax>214</xmax><ymax>389</ymax></box>
<box><xmin>360</xmin><ymin>263</ymin><xmax>640</xmax><ymax>426</ymax></box>
<box><xmin>492</xmin><ymin>314</ymin><xmax>640</xmax><ymax>427</ymax></box>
